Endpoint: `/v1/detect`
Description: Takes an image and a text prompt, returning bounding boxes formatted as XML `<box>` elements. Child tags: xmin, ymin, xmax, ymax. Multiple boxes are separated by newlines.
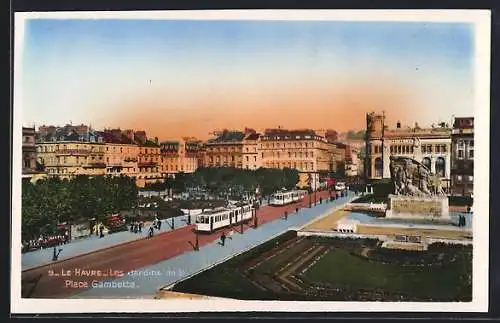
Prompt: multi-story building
<box><xmin>36</xmin><ymin>135</ymin><xmax>107</xmax><ymax>179</ymax></box>
<box><xmin>99</xmin><ymin>130</ymin><xmax>140</xmax><ymax>179</ymax></box>
<box><xmin>242</xmin><ymin>131</ymin><xmax>262</xmax><ymax>170</ymax></box>
<box><xmin>364</xmin><ymin>112</ymin><xmax>452</xmax><ymax>190</ymax></box>
<box><xmin>450</xmin><ymin>117</ymin><xmax>474</xmax><ymax>196</ymax></box>
<box><xmin>203</xmin><ymin>130</ymin><xmax>246</xmax><ymax>168</ymax></box>
<box><xmin>22</xmin><ymin>127</ymin><xmax>37</xmax><ymax>172</ymax></box>
<box><xmin>35</xmin><ymin>126</ymin><xmax>164</xmax><ymax>187</ymax></box>
<box><xmin>22</xmin><ymin>126</ymin><xmax>46</xmax><ymax>182</ymax></box>
<box><xmin>259</xmin><ymin>128</ymin><xmax>340</xmax><ymax>189</ymax></box>
<box><xmin>160</xmin><ymin>137</ymin><xmax>202</xmax><ymax>177</ymax></box>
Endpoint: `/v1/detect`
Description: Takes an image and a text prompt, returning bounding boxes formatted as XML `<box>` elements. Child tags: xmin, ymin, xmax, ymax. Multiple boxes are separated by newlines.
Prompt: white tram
<box><xmin>195</xmin><ymin>203</ymin><xmax>254</xmax><ymax>233</ymax></box>
<box><xmin>269</xmin><ymin>189</ymin><xmax>305</xmax><ymax>206</ymax></box>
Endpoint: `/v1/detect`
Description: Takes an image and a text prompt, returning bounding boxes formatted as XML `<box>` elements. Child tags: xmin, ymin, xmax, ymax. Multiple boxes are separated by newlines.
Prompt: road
<box><xmin>21</xmin><ymin>190</ymin><xmax>332</xmax><ymax>298</ymax></box>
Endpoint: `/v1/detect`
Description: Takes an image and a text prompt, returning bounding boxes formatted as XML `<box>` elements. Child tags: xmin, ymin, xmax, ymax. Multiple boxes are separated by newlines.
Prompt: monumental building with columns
<box><xmin>364</xmin><ymin>112</ymin><xmax>452</xmax><ymax>191</ymax></box>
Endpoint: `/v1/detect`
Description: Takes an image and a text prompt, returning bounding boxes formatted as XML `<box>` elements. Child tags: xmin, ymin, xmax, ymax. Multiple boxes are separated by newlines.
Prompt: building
<box><xmin>22</xmin><ymin>127</ymin><xmax>37</xmax><ymax>171</ymax></box>
<box><xmin>259</xmin><ymin>128</ymin><xmax>340</xmax><ymax>189</ymax></box>
<box><xmin>450</xmin><ymin>117</ymin><xmax>474</xmax><ymax>196</ymax></box>
<box><xmin>21</xmin><ymin>126</ymin><xmax>46</xmax><ymax>182</ymax></box>
<box><xmin>203</xmin><ymin>130</ymin><xmax>246</xmax><ymax>168</ymax></box>
<box><xmin>364</xmin><ymin>112</ymin><xmax>452</xmax><ymax>190</ymax></box>
<box><xmin>35</xmin><ymin>126</ymin><xmax>163</xmax><ymax>187</ymax></box>
<box><xmin>99</xmin><ymin>130</ymin><xmax>140</xmax><ymax>179</ymax></box>
<box><xmin>242</xmin><ymin>131</ymin><xmax>262</xmax><ymax>170</ymax></box>
<box><xmin>160</xmin><ymin>137</ymin><xmax>203</xmax><ymax>177</ymax></box>
<box><xmin>36</xmin><ymin>139</ymin><xmax>107</xmax><ymax>179</ymax></box>
<box><xmin>137</xmin><ymin>137</ymin><xmax>162</xmax><ymax>187</ymax></box>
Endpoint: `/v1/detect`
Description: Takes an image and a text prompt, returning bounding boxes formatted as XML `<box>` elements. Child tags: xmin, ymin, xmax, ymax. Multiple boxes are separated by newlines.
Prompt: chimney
<box><xmin>396</xmin><ymin>121</ymin><xmax>401</xmax><ymax>129</ymax></box>
<box><xmin>154</xmin><ymin>137</ymin><xmax>158</xmax><ymax>144</ymax></box>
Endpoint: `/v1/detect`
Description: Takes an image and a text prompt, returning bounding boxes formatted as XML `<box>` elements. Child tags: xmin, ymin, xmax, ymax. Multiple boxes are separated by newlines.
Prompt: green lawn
<box><xmin>304</xmin><ymin>248</ymin><xmax>471</xmax><ymax>301</ymax></box>
<box><xmin>172</xmin><ymin>232</ymin><xmax>472</xmax><ymax>301</ymax></box>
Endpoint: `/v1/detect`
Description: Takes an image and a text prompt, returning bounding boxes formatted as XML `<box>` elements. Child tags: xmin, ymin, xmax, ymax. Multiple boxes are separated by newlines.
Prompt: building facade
<box><xmin>22</xmin><ymin>127</ymin><xmax>37</xmax><ymax>172</ymax></box>
<box><xmin>450</xmin><ymin>117</ymin><xmax>474</xmax><ymax>196</ymax></box>
<box><xmin>35</xmin><ymin>126</ymin><xmax>163</xmax><ymax>187</ymax></box>
<box><xmin>365</xmin><ymin>112</ymin><xmax>452</xmax><ymax>190</ymax></box>
<box><xmin>160</xmin><ymin>137</ymin><xmax>202</xmax><ymax>177</ymax></box>
<box><xmin>242</xmin><ymin>132</ymin><xmax>262</xmax><ymax>170</ymax></box>
<box><xmin>203</xmin><ymin>130</ymin><xmax>246</xmax><ymax>168</ymax></box>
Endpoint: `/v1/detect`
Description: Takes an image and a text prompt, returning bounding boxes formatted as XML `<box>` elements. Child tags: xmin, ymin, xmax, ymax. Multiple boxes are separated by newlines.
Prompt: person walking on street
<box><xmin>148</xmin><ymin>225</ymin><xmax>154</xmax><ymax>238</ymax></box>
<box><xmin>157</xmin><ymin>219</ymin><xmax>162</xmax><ymax>231</ymax></box>
<box><xmin>138</xmin><ymin>221</ymin><xmax>143</xmax><ymax>233</ymax></box>
<box><xmin>99</xmin><ymin>224</ymin><xmax>104</xmax><ymax>238</ymax></box>
<box><xmin>220</xmin><ymin>231</ymin><xmax>226</xmax><ymax>246</ymax></box>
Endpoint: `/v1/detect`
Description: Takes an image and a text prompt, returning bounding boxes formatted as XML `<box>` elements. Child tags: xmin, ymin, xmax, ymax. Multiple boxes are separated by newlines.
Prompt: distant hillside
<box><xmin>345</xmin><ymin>130</ymin><xmax>365</xmax><ymax>140</ymax></box>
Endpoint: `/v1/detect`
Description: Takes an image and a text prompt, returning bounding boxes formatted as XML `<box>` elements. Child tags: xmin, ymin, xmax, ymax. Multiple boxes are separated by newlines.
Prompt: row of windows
<box><xmin>457</xmin><ymin>149</ymin><xmax>474</xmax><ymax>159</ymax></box>
<box><xmin>263</xmin><ymin>162</ymin><xmax>315</xmax><ymax>170</ymax></box>
<box><xmin>455</xmin><ymin>175</ymin><xmax>474</xmax><ymax>182</ymax></box>
<box><xmin>372</xmin><ymin>144</ymin><xmax>449</xmax><ymax>154</ymax></box>
<box><xmin>261</xmin><ymin>141</ymin><xmax>317</xmax><ymax>149</ymax></box>
<box><xmin>457</xmin><ymin>139</ymin><xmax>474</xmax><ymax>147</ymax></box>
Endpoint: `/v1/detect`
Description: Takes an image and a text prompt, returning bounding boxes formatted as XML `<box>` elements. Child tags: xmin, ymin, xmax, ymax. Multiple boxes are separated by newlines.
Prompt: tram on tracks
<box><xmin>195</xmin><ymin>202</ymin><xmax>254</xmax><ymax>233</ymax></box>
<box><xmin>269</xmin><ymin>189</ymin><xmax>306</xmax><ymax>206</ymax></box>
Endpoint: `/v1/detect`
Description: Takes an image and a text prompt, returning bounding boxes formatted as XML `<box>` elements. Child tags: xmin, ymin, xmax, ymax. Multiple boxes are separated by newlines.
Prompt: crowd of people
<box><xmin>22</xmin><ymin>231</ymin><xmax>69</xmax><ymax>253</ymax></box>
<box><xmin>129</xmin><ymin>216</ymin><xmax>163</xmax><ymax>238</ymax></box>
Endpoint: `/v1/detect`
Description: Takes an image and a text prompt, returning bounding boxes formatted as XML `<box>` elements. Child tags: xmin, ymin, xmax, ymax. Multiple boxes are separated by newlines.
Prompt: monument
<box><xmin>385</xmin><ymin>156</ymin><xmax>451</xmax><ymax>221</ymax></box>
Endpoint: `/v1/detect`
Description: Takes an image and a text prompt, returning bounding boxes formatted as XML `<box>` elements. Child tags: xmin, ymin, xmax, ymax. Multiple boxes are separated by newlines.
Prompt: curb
<box><xmin>156</xmin><ymin>194</ymin><xmax>355</xmax><ymax>294</ymax></box>
<box><xmin>22</xmin><ymin>224</ymin><xmax>196</xmax><ymax>273</ymax></box>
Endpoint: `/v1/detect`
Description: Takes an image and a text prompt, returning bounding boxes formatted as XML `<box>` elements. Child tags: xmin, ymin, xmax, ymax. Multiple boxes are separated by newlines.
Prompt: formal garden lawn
<box><xmin>172</xmin><ymin>231</ymin><xmax>472</xmax><ymax>301</ymax></box>
<box><xmin>304</xmin><ymin>247</ymin><xmax>471</xmax><ymax>301</ymax></box>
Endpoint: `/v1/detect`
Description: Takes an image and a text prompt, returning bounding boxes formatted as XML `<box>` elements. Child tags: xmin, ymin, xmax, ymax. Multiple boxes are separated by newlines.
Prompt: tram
<box><xmin>269</xmin><ymin>189</ymin><xmax>304</xmax><ymax>206</ymax></box>
<box><xmin>195</xmin><ymin>202</ymin><xmax>254</xmax><ymax>233</ymax></box>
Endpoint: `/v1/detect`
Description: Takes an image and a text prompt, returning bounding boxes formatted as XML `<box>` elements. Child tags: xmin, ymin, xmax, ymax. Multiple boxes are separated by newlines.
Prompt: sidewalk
<box><xmin>21</xmin><ymin>215</ymin><xmax>189</xmax><ymax>270</ymax></box>
<box><xmin>71</xmin><ymin>192</ymin><xmax>356</xmax><ymax>298</ymax></box>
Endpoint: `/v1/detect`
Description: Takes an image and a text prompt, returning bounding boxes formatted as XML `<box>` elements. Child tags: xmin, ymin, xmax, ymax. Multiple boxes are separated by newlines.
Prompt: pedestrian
<box><xmin>148</xmin><ymin>226</ymin><xmax>154</xmax><ymax>238</ymax></box>
<box><xmin>157</xmin><ymin>219</ymin><xmax>162</xmax><ymax>231</ymax></box>
<box><xmin>99</xmin><ymin>224</ymin><xmax>104</xmax><ymax>238</ymax></box>
<box><xmin>138</xmin><ymin>221</ymin><xmax>143</xmax><ymax>233</ymax></box>
<box><xmin>133</xmin><ymin>222</ymin><xmax>138</xmax><ymax>234</ymax></box>
<box><xmin>220</xmin><ymin>232</ymin><xmax>226</xmax><ymax>246</ymax></box>
<box><xmin>130</xmin><ymin>222</ymin><xmax>134</xmax><ymax>232</ymax></box>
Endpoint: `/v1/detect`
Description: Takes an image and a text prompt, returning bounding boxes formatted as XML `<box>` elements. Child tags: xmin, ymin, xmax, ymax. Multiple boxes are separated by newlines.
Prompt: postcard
<box><xmin>12</xmin><ymin>9</ymin><xmax>491</xmax><ymax>314</ymax></box>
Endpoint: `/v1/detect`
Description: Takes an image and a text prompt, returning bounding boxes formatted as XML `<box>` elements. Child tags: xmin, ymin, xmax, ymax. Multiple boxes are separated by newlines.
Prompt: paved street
<box><xmin>22</xmin><ymin>216</ymin><xmax>189</xmax><ymax>270</ymax></box>
<box><xmin>22</xmin><ymin>197</ymin><xmax>277</xmax><ymax>270</ymax></box>
<box><xmin>71</xmin><ymin>192</ymin><xmax>354</xmax><ymax>298</ymax></box>
<box><xmin>21</xmin><ymin>191</ymin><xmax>353</xmax><ymax>298</ymax></box>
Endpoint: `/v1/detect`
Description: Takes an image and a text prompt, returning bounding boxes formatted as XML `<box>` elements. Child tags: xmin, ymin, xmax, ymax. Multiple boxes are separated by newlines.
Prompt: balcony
<box><xmin>82</xmin><ymin>162</ymin><xmax>107</xmax><ymax>169</ymax></box>
<box><xmin>56</xmin><ymin>149</ymin><xmax>91</xmax><ymax>156</ymax></box>
<box><xmin>138</xmin><ymin>161</ymin><xmax>158</xmax><ymax>167</ymax></box>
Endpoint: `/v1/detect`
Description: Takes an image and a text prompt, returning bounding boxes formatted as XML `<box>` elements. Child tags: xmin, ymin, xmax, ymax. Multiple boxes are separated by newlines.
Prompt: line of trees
<box><xmin>21</xmin><ymin>175</ymin><xmax>138</xmax><ymax>241</ymax></box>
<box><xmin>145</xmin><ymin>167</ymin><xmax>300</xmax><ymax>198</ymax></box>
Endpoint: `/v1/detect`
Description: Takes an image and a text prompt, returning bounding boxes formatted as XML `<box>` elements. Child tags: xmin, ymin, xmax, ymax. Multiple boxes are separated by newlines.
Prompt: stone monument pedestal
<box><xmin>385</xmin><ymin>194</ymin><xmax>451</xmax><ymax>221</ymax></box>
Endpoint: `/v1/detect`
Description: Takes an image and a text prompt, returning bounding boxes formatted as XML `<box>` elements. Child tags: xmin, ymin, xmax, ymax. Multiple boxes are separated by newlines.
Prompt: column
<box><xmin>382</xmin><ymin>141</ymin><xmax>391</xmax><ymax>179</ymax></box>
<box><xmin>445</xmin><ymin>152</ymin><xmax>451</xmax><ymax>180</ymax></box>
<box><xmin>430</xmin><ymin>156</ymin><xmax>436</xmax><ymax>174</ymax></box>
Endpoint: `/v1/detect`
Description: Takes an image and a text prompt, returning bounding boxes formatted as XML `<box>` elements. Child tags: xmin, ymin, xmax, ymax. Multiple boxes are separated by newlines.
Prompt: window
<box><xmin>427</xmin><ymin>145</ymin><xmax>433</xmax><ymax>153</ymax></box>
<box><xmin>421</xmin><ymin>145</ymin><xmax>426</xmax><ymax>153</ymax></box>
<box><xmin>469</xmin><ymin>150</ymin><xmax>474</xmax><ymax>158</ymax></box>
<box><xmin>436</xmin><ymin>145</ymin><xmax>441</xmax><ymax>153</ymax></box>
<box><xmin>390</xmin><ymin>146</ymin><xmax>394</xmax><ymax>154</ymax></box>
<box><xmin>469</xmin><ymin>175</ymin><xmax>473</xmax><ymax>182</ymax></box>
<box><xmin>442</xmin><ymin>145</ymin><xmax>447</xmax><ymax>153</ymax></box>
<box><xmin>458</xmin><ymin>150</ymin><xmax>464</xmax><ymax>159</ymax></box>
<box><xmin>458</xmin><ymin>140</ymin><xmax>464</xmax><ymax>147</ymax></box>
<box><xmin>457</xmin><ymin>175</ymin><xmax>462</xmax><ymax>182</ymax></box>
<box><xmin>469</xmin><ymin>140</ymin><xmax>474</xmax><ymax>147</ymax></box>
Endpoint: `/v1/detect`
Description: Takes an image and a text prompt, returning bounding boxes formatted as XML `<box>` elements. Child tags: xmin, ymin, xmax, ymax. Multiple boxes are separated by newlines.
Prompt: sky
<box><xmin>20</xmin><ymin>18</ymin><xmax>475</xmax><ymax>140</ymax></box>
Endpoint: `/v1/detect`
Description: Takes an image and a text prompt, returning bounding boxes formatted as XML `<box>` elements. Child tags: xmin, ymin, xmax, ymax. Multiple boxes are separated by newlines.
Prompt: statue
<box><xmin>389</xmin><ymin>156</ymin><xmax>443</xmax><ymax>197</ymax></box>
